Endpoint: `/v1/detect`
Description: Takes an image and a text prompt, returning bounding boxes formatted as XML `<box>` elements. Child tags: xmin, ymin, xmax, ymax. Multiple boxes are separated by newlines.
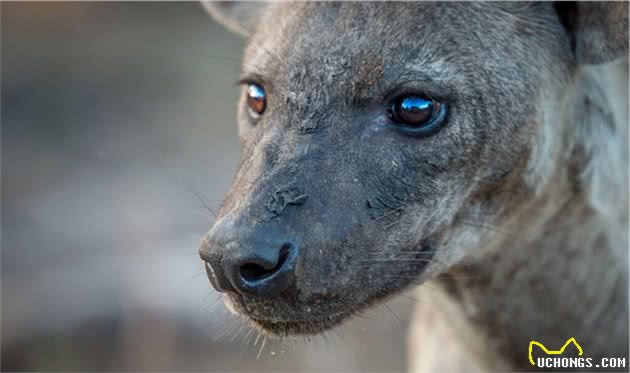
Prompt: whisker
<box><xmin>359</xmin><ymin>258</ymin><xmax>434</xmax><ymax>263</ymax></box>
<box><xmin>253</xmin><ymin>330</ymin><xmax>263</xmax><ymax>346</ymax></box>
<box><xmin>371</xmin><ymin>207</ymin><xmax>404</xmax><ymax>221</ymax></box>
<box><xmin>240</xmin><ymin>327</ymin><xmax>256</xmax><ymax>350</ymax></box>
<box><xmin>381</xmin><ymin>302</ymin><xmax>401</xmax><ymax>325</ymax></box>
<box><xmin>230</xmin><ymin>323</ymin><xmax>246</xmax><ymax>342</ymax></box>
<box><xmin>189</xmin><ymin>186</ymin><xmax>217</xmax><ymax>218</ymax></box>
<box><xmin>366</xmin><ymin>249</ymin><xmax>436</xmax><ymax>256</ymax></box>
<box><xmin>398</xmin><ymin>293</ymin><xmax>426</xmax><ymax>304</ymax></box>
<box><xmin>455</xmin><ymin>218</ymin><xmax>507</xmax><ymax>234</ymax></box>
<box><xmin>256</xmin><ymin>335</ymin><xmax>268</xmax><ymax>360</ymax></box>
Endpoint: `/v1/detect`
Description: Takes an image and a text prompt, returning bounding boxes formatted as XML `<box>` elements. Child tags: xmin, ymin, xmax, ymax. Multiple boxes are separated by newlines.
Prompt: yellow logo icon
<box><xmin>528</xmin><ymin>337</ymin><xmax>584</xmax><ymax>366</ymax></box>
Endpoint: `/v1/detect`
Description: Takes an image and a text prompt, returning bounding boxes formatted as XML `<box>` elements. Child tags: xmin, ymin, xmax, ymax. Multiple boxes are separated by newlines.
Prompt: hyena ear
<box><xmin>554</xmin><ymin>2</ymin><xmax>628</xmax><ymax>64</ymax></box>
<box><xmin>201</xmin><ymin>1</ymin><xmax>266</xmax><ymax>37</ymax></box>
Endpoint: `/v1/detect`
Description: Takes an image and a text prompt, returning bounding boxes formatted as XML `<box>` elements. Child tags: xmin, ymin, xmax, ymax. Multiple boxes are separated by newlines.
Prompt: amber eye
<box><xmin>246</xmin><ymin>83</ymin><xmax>266</xmax><ymax>118</ymax></box>
<box><xmin>388</xmin><ymin>95</ymin><xmax>446</xmax><ymax>136</ymax></box>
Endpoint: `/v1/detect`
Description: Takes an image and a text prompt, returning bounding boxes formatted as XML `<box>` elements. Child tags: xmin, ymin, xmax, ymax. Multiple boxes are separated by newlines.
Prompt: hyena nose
<box><xmin>225</xmin><ymin>240</ymin><xmax>299</xmax><ymax>298</ymax></box>
<box><xmin>200</xmin><ymin>222</ymin><xmax>300</xmax><ymax>298</ymax></box>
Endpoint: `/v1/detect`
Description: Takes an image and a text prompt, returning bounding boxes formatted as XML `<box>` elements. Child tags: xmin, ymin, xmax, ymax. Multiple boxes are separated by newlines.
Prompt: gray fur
<box><xmin>200</xmin><ymin>2</ymin><xmax>629</xmax><ymax>371</ymax></box>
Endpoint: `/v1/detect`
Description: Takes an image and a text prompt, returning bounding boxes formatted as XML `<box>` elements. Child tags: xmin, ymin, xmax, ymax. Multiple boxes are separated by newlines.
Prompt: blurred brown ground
<box><xmin>1</xmin><ymin>2</ymin><xmax>415</xmax><ymax>371</ymax></box>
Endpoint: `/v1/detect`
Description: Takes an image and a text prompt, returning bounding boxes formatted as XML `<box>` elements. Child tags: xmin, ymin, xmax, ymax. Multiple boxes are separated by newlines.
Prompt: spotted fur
<box><xmin>201</xmin><ymin>2</ymin><xmax>628</xmax><ymax>371</ymax></box>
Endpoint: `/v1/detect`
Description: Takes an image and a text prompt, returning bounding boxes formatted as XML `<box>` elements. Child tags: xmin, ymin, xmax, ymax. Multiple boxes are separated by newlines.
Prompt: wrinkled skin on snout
<box><xmin>199</xmin><ymin>2</ymin><xmax>577</xmax><ymax>336</ymax></box>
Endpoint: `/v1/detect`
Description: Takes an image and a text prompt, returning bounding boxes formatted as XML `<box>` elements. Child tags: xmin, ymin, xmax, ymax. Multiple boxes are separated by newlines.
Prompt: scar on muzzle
<box><xmin>265</xmin><ymin>185</ymin><xmax>308</xmax><ymax>219</ymax></box>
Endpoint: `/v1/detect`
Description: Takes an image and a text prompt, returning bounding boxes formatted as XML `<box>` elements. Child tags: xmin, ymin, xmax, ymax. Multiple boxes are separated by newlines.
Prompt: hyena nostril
<box><xmin>240</xmin><ymin>263</ymin><xmax>272</xmax><ymax>282</ymax></box>
<box><xmin>223</xmin><ymin>240</ymin><xmax>299</xmax><ymax>298</ymax></box>
<box><xmin>240</xmin><ymin>244</ymin><xmax>290</xmax><ymax>282</ymax></box>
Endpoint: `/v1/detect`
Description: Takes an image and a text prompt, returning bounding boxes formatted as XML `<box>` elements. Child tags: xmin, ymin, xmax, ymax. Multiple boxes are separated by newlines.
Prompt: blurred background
<box><xmin>1</xmin><ymin>3</ymin><xmax>416</xmax><ymax>371</ymax></box>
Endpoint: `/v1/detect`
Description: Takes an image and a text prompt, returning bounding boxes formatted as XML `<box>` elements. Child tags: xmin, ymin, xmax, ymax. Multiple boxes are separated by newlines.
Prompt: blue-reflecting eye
<box><xmin>388</xmin><ymin>95</ymin><xmax>446</xmax><ymax>136</ymax></box>
<box><xmin>246</xmin><ymin>83</ymin><xmax>266</xmax><ymax>117</ymax></box>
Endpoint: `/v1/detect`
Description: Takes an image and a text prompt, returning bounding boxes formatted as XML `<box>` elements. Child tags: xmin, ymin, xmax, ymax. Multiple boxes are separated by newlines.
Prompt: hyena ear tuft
<box><xmin>201</xmin><ymin>1</ymin><xmax>265</xmax><ymax>37</ymax></box>
<box><xmin>554</xmin><ymin>1</ymin><xmax>629</xmax><ymax>65</ymax></box>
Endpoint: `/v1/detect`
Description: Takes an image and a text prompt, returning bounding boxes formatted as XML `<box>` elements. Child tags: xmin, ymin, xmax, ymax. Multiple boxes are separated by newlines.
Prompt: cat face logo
<box><xmin>528</xmin><ymin>337</ymin><xmax>583</xmax><ymax>366</ymax></box>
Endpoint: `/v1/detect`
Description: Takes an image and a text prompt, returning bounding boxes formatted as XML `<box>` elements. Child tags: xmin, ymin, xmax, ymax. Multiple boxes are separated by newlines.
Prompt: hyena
<box><xmin>199</xmin><ymin>2</ymin><xmax>629</xmax><ymax>371</ymax></box>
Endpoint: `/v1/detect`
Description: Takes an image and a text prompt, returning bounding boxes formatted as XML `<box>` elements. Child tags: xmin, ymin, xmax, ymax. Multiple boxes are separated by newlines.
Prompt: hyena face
<box><xmin>199</xmin><ymin>2</ymin><xmax>626</xmax><ymax>335</ymax></box>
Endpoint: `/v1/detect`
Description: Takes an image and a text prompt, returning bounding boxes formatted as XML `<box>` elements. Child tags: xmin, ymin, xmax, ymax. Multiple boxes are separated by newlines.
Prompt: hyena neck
<box><xmin>434</xmin><ymin>189</ymin><xmax>628</xmax><ymax>369</ymax></box>
<box><xmin>435</xmin><ymin>60</ymin><xmax>629</xmax><ymax>366</ymax></box>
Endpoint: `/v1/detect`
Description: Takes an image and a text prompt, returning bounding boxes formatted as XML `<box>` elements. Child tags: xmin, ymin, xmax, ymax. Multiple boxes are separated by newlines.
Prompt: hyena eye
<box><xmin>246</xmin><ymin>83</ymin><xmax>266</xmax><ymax>118</ymax></box>
<box><xmin>388</xmin><ymin>95</ymin><xmax>447</xmax><ymax>137</ymax></box>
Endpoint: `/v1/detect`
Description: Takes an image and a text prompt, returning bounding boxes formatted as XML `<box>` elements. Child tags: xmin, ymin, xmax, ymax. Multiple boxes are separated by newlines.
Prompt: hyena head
<box><xmin>199</xmin><ymin>2</ymin><xmax>628</xmax><ymax>336</ymax></box>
